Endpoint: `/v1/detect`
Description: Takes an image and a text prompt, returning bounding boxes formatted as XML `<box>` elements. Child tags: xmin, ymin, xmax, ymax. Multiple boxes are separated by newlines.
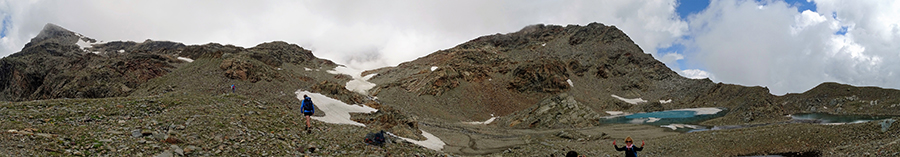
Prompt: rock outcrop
<box><xmin>501</xmin><ymin>93</ymin><xmax>602</xmax><ymax>129</ymax></box>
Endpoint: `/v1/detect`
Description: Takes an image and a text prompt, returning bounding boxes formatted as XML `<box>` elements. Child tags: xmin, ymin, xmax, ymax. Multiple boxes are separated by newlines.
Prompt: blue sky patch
<box><xmin>835</xmin><ymin>26</ymin><xmax>848</xmax><ymax>35</ymax></box>
<box><xmin>676</xmin><ymin>0</ymin><xmax>711</xmax><ymax>20</ymax></box>
<box><xmin>783</xmin><ymin>0</ymin><xmax>817</xmax><ymax>12</ymax></box>
<box><xmin>0</xmin><ymin>15</ymin><xmax>9</xmax><ymax>38</ymax></box>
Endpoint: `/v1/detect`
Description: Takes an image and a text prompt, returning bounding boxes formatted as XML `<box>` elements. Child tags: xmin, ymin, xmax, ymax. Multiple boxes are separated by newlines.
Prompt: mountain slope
<box><xmin>365</xmin><ymin>23</ymin><xmax>900</xmax><ymax>127</ymax></box>
<box><xmin>366</xmin><ymin>23</ymin><xmax>717</xmax><ymax>122</ymax></box>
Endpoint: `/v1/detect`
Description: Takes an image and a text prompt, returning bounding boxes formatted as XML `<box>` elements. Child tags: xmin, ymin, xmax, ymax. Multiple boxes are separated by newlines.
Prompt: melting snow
<box><xmin>566</xmin><ymin>79</ymin><xmax>574</xmax><ymax>87</ymax></box>
<box><xmin>177</xmin><ymin>57</ymin><xmax>194</xmax><ymax>63</ymax></box>
<box><xmin>605</xmin><ymin>111</ymin><xmax>627</xmax><ymax>115</ymax></box>
<box><xmin>660</xmin><ymin>124</ymin><xmax>701</xmax><ymax>130</ymax></box>
<box><xmin>76</xmin><ymin>38</ymin><xmax>92</xmax><ymax>51</ymax></box>
<box><xmin>463</xmin><ymin>114</ymin><xmax>497</xmax><ymax>125</ymax></box>
<box><xmin>388</xmin><ymin>130</ymin><xmax>445</xmax><ymax>151</ymax></box>
<box><xmin>628</xmin><ymin>117</ymin><xmax>661</xmax><ymax>124</ymax></box>
<box><xmin>541</xmin><ymin>43</ymin><xmax>546</xmax><ymax>46</ymax></box>
<box><xmin>118</xmin><ymin>49</ymin><xmax>125</xmax><ymax>53</ymax></box>
<box><xmin>74</xmin><ymin>34</ymin><xmax>106</xmax><ymax>54</ymax></box>
<box><xmin>659</xmin><ymin>99</ymin><xmax>672</xmax><ymax>104</ymax></box>
<box><xmin>611</xmin><ymin>95</ymin><xmax>647</xmax><ymax>104</ymax></box>
<box><xmin>304</xmin><ymin>68</ymin><xmax>313</xmax><ymax>71</ymax></box>
<box><xmin>327</xmin><ymin>66</ymin><xmax>377</xmax><ymax>95</ymax></box>
<box><xmin>431</xmin><ymin>66</ymin><xmax>439</xmax><ymax>71</ymax></box>
<box><xmin>670</xmin><ymin>108</ymin><xmax>722</xmax><ymax>115</ymax></box>
<box><xmin>294</xmin><ymin>90</ymin><xmax>377</xmax><ymax>126</ymax></box>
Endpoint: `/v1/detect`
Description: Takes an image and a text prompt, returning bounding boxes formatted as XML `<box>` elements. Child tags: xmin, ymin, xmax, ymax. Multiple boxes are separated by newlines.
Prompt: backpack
<box><xmin>302</xmin><ymin>97</ymin><xmax>315</xmax><ymax>113</ymax></box>
<box><xmin>364</xmin><ymin>130</ymin><xmax>386</xmax><ymax>146</ymax></box>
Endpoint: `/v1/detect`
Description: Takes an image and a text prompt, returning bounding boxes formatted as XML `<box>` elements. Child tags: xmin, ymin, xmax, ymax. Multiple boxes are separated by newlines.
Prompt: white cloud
<box><xmin>681</xmin><ymin>69</ymin><xmax>711</xmax><ymax>79</ymax></box>
<box><xmin>659</xmin><ymin>52</ymin><xmax>685</xmax><ymax>66</ymax></box>
<box><xmin>685</xmin><ymin>0</ymin><xmax>900</xmax><ymax>94</ymax></box>
<box><xmin>0</xmin><ymin>0</ymin><xmax>687</xmax><ymax>72</ymax></box>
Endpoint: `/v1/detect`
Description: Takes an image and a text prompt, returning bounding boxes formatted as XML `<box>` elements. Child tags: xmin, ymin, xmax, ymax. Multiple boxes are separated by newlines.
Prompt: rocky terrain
<box><xmin>0</xmin><ymin>23</ymin><xmax>898</xmax><ymax>156</ymax></box>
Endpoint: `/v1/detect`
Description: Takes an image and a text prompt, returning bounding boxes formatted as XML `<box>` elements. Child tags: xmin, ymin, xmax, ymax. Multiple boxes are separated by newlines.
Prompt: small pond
<box><xmin>790</xmin><ymin>113</ymin><xmax>894</xmax><ymax>124</ymax></box>
<box><xmin>691</xmin><ymin>113</ymin><xmax>898</xmax><ymax>133</ymax></box>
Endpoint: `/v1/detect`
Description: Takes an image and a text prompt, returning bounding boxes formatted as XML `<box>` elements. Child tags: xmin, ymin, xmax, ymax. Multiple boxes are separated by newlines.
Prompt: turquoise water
<box><xmin>601</xmin><ymin>108</ymin><xmax>728</xmax><ymax>126</ymax></box>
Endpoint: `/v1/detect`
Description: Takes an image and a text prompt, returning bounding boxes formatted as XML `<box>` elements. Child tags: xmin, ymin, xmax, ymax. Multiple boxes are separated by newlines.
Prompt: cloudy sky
<box><xmin>0</xmin><ymin>0</ymin><xmax>897</xmax><ymax>95</ymax></box>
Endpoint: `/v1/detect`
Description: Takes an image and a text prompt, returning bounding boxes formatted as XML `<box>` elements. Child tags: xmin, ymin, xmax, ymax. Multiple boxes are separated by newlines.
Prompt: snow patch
<box><xmin>660</xmin><ymin>124</ymin><xmax>701</xmax><ymax>130</ymax></box>
<box><xmin>327</xmin><ymin>66</ymin><xmax>378</xmax><ymax>95</ymax></box>
<box><xmin>629</xmin><ymin>117</ymin><xmax>661</xmax><ymax>124</ymax></box>
<box><xmin>76</xmin><ymin>38</ymin><xmax>91</xmax><ymax>51</ymax></box>
<box><xmin>611</xmin><ymin>95</ymin><xmax>647</xmax><ymax>104</ymax></box>
<box><xmin>431</xmin><ymin>66</ymin><xmax>439</xmax><ymax>71</ymax></box>
<box><xmin>659</xmin><ymin>99</ymin><xmax>672</xmax><ymax>104</ymax></box>
<box><xmin>605</xmin><ymin>111</ymin><xmax>627</xmax><ymax>115</ymax></box>
<box><xmin>117</xmin><ymin>49</ymin><xmax>125</xmax><ymax>53</ymax></box>
<box><xmin>294</xmin><ymin>90</ymin><xmax>377</xmax><ymax>126</ymax></box>
<box><xmin>74</xmin><ymin>34</ymin><xmax>106</xmax><ymax>54</ymax></box>
<box><xmin>670</xmin><ymin>107</ymin><xmax>722</xmax><ymax>115</ymax></box>
<box><xmin>541</xmin><ymin>43</ymin><xmax>546</xmax><ymax>46</ymax></box>
<box><xmin>463</xmin><ymin>114</ymin><xmax>497</xmax><ymax>125</ymax></box>
<box><xmin>388</xmin><ymin>130</ymin><xmax>445</xmax><ymax>151</ymax></box>
<box><xmin>304</xmin><ymin>68</ymin><xmax>313</xmax><ymax>71</ymax></box>
<box><xmin>177</xmin><ymin>57</ymin><xmax>194</xmax><ymax>63</ymax></box>
<box><xmin>566</xmin><ymin>79</ymin><xmax>574</xmax><ymax>87</ymax></box>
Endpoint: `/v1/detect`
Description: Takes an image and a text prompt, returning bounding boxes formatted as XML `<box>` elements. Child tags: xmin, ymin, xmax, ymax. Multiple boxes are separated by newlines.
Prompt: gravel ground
<box><xmin>0</xmin><ymin>93</ymin><xmax>443</xmax><ymax>156</ymax></box>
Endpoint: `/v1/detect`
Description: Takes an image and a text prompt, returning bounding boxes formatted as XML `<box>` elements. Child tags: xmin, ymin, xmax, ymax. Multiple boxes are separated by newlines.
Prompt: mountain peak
<box><xmin>22</xmin><ymin>23</ymin><xmax>98</xmax><ymax>50</ymax></box>
<box><xmin>28</xmin><ymin>23</ymin><xmax>78</xmax><ymax>46</ymax></box>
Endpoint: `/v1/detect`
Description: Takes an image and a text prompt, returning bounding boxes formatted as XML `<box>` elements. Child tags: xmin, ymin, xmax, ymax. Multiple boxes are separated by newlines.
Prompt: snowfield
<box><xmin>611</xmin><ymin>95</ymin><xmax>647</xmax><ymax>104</ymax></box>
<box><xmin>388</xmin><ymin>130</ymin><xmax>445</xmax><ymax>151</ymax></box>
<box><xmin>294</xmin><ymin>90</ymin><xmax>377</xmax><ymax>126</ymax></box>
<box><xmin>671</xmin><ymin>107</ymin><xmax>722</xmax><ymax>115</ymax></box>
<box><xmin>463</xmin><ymin>114</ymin><xmax>497</xmax><ymax>125</ymax></box>
<box><xmin>177</xmin><ymin>57</ymin><xmax>194</xmax><ymax>63</ymax></box>
<box><xmin>660</xmin><ymin>124</ymin><xmax>702</xmax><ymax>130</ymax></box>
<box><xmin>327</xmin><ymin>66</ymin><xmax>377</xmax><ymax>95</ymax></box>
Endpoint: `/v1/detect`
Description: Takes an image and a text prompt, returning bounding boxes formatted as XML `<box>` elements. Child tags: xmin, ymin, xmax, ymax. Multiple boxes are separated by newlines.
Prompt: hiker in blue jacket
<box><xmin>300</xmin><ymin>95</ymin><xmax>315</xmax><ymax>130</ymax></box>
<box><xmin>614</xmin><ymin>136</ymin><xmax>644</xmax><ymax>157</ymax></box>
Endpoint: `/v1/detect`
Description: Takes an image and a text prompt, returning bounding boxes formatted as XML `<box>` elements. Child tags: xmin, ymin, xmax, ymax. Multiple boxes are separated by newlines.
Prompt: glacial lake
<box><xmin>600</xmin><ymin>108</ymin><xmax>728</xmax><ymax>132</ymax></box>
